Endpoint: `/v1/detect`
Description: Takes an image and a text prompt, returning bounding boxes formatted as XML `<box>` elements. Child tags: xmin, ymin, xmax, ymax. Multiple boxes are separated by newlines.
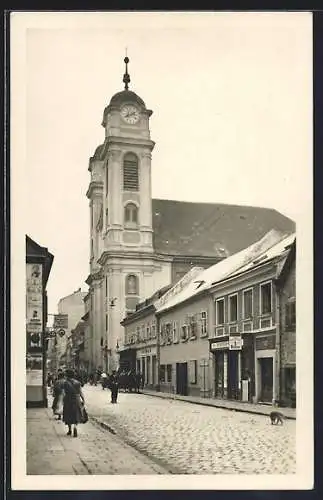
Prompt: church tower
<box><xmin>86</xmin><ymin>57</ymin><xmax>160</xmax><ymax>372</ymax></box>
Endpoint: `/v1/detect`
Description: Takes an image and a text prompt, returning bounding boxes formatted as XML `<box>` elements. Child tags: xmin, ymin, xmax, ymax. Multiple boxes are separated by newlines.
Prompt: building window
<box><xmin>106</xmin><ymin>166</ymin><xmax>108</xmax><ymax>194</ymax></box>
<box><xmin>165</xmin><ymin>323</ymin><xmax>172</xmax><ymax>343</ymax></box>
<box><xmin>189</xmin><ymin>314</ymin><xmax>198</xmax><ymax>338</ymax></box>
<box><xmin>141</xmin><ymin>325</ymin><xmax>145</xmax><ymax>341</ymax></box>
<box><xmin>181</xmin><ymin>324</ymin><xmax>188</xmax><ymax>341</ymax></box>
<box><xmin>100</xmin><ymin>337</ymin><xmax>103</xmax><ymax>347</ymax></box>
<box><xmin>160</xmin><ymin>365</ymin><xmax>166</xmax><ymax>383</ymax></box>
<box><xmin>200</xmin><ymin>311</ymin><xmax>208</xmax><ymax>336</ymax></box>
<box><xmin>243</xmin><ymin>289</ymin><xmax>253</xmax><ymax>319</ymax></box>
<box><xmin>124</xmin><ymin>203</ymin><xmax>138</xmax><ymax>225</ymax></box>
<box><xmin>105</xmin><ymin>208</ymin><xmax>109</xmax><ymax>225</ymax></box>
<box><xmin>126</xmin><ymin>274</ymin><xmax>139</xmax><ymax>295</ymax></box>
<box><xmin>173</xmin><ymin>321</ymin><xmax>178</xmax><ymax>343</ymax></box>
<box><xmin>146</xmin><ymin>325</ymin><xmax>151</xmax><ymax>339</ymax></box>
<box><xmin>229</xmin><ymin>294</ymin><xmax>238</xmax><ymax>323</ymax></box>
<box><xmin>123</xmin><ymin>152</ymin><xmax>139</xmax><ymax>191</ymax></box>
<box><xmin>166</xmin><ymin>364</ymin><xmax>172</xmax><ymax>383</ymax></box>
<box><xmin>151</xmin><ymin>323</ymin><xmax>156</xmax><ymax>338</ymax></box>
<box><xmin>105</xmin><ymin>315</ymin><xmax>108</xmax><ymax>332</ymax></box>
<box><xmin>216</xmin><ymin>298</ymin><xmax>225</xmax><ymax>325</ymax></box>
<box><xmin>260</xmin><ymin>282</ymin><xmax>272</xmax><ymax>315</ymax></box>
<box><xmin>136</xmin><ymin>326</ymin><xmax>140</xmax><ymax>342</ymax></box>
<box><xmin>285</xmin><ymin>298</ymin><xmax>296</xmax><ymax>330</ymax></box>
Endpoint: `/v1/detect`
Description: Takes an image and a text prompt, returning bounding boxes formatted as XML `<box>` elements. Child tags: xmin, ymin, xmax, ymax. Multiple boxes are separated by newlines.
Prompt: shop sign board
<box><xmin>229</xmin><ymin>336</ymin><xmax>243</xmax><ymax>350</ymax></box>
<box><xmin>210</xmin><ymin>340</ymin><xmax>229</xmax><ymax>350</ymax></box>
<box><xmin>54</xmin><ymin>314</ymin><xmax>69</xmax><ymax>329</ymax></box>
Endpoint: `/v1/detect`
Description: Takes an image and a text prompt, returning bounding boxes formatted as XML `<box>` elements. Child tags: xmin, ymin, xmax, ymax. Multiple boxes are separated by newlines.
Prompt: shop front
<box><xmin>210</xmin><ymin>336</ymin><xmax>243</xmax><ymax>401</ymax></box>
<box><xmin>136</xmin><ymin>346</ymin><xmax>157</xmax><ymax>389</ymax></box>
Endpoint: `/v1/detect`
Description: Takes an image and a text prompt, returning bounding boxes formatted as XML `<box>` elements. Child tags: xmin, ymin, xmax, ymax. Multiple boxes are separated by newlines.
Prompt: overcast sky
<box><xmin>12</xmin><ymin>12</ymin><xmax>312</xmax><ymax>317</ymax></box>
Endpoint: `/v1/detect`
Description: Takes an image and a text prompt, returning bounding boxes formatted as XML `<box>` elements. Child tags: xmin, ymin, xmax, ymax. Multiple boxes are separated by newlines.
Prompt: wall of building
<box><xmin>56</xmin><ymin>289</ymin><xmax>87</xmax><ymax>367</ymax></box>
<box><xmin>279</xmin><ymin>260</ymin><xmax>296</xmax><ymax>406</ymax></box>
<box><xmin>158</xmin><ymin>295</ymin><xmax>212</xmax><ymax>397</ymax></box>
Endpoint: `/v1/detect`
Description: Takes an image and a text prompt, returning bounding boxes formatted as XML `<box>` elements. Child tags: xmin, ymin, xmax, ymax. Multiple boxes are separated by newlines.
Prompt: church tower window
<box><xmin>124</xmin><ymin>203</ymin><xmax>138</xmax><ymax>225</ymax></box>
<box><xmin>123</xmin><ymin>153</ymin><xmax>139</xmax><ymax>191</ymax></box>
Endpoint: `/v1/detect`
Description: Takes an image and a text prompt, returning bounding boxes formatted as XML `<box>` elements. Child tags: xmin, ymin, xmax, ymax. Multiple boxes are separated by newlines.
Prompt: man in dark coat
<box><xmin>109</xmin><ymin>370</ymin><xmax>119</xmax><ymax>404</ymax></box>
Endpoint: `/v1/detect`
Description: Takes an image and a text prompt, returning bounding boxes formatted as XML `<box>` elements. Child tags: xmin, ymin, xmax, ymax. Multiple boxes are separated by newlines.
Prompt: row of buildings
<box><xmin>119</xmin><ymin>230</ymin><xmax>296</xmax><ymax>407</ymax></box>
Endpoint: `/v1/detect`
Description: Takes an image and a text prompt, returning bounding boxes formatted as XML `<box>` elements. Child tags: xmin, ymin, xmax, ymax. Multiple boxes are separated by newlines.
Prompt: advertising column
<box><xmin>26</xmin><ymin>263</ymin><xmax>45</xmax><ymax>406</ymax></box>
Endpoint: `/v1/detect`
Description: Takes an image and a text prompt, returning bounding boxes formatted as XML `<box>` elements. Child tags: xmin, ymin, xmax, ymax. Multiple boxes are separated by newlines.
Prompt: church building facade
<box><xmin>85</xmin><ymin>58</ymin><xmax>295</xmax><ymax>373</ymax></box>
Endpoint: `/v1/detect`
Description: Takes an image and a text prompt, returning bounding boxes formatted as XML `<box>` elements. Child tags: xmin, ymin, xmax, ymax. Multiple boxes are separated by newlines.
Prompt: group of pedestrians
<box><xmin>50</xmin><ymin>368</ymin><xmax>87</xmax><ymax>438</ymax></box>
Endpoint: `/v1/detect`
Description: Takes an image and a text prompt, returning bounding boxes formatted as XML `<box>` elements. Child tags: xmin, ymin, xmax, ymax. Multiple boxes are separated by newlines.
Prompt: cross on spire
<box><xmin>123</xmin><ymin>51</ymin><xmax>130</xmax><ymax>90</ymax></box>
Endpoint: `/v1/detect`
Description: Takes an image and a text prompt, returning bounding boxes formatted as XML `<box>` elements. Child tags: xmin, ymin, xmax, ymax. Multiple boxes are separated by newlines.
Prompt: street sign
<box><xmin>58</xmin><ymin>329</ymin><xmax>65</xmax><ymax>337</ymax></box>
<box><xmin>54</xmin><ymin>314</ymin><xmax>68</xmax><ymax>329</ymax></box>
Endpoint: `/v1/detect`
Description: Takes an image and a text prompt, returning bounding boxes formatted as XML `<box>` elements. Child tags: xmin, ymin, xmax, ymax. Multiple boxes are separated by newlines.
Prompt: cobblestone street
<box><xmin>84</xmin><ymin>385</ymin><xmax>296</xmax><ymax>475</ymax></box>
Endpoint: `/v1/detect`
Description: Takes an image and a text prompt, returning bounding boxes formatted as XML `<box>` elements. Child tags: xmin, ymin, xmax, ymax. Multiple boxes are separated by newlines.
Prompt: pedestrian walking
<box><xmin>62</xmin><ymin>368</ymin><xmax>86</xmax><ymax>437</ymax></box>
<box><xmin>52</xmin><ymin>371</ymin><xmax>65</xmax><ymax>420</ymax></box>
<box><xmin>109</xmin><ymin>370</ymin><xmax>119</xmax><ymax>404</ymax></box>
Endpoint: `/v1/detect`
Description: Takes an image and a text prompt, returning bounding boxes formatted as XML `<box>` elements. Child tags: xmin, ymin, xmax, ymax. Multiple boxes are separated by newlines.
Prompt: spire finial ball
<box><xmin>124</xmin><ymin>56</ymin><xmax>129</xmax><ymax>64</ymax></box>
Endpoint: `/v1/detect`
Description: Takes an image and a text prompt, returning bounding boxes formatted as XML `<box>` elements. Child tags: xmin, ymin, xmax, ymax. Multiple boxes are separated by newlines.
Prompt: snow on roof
<box><xmin>156</xmin><ymin>229</ymin><xmax>292</xmax><ymax>314</ymax></box>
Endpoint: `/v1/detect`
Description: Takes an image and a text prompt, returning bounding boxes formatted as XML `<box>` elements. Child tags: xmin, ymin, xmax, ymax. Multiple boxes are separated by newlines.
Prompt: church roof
<box><xmin>151</xmin><ymin>199</ymin><xmax>295</xmax><ymax>258</ymax></box>
<box><xmin>109</xmin><ymin>90</ymin><xmax>146</xmax><ymax>108</ymax></box>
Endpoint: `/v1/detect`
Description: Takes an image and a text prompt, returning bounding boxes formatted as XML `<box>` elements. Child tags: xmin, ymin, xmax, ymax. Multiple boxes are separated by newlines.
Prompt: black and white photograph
<box><xmin>10</xmin><ymin>11</ymin><xmax>313</xmax><ymax>490</ymax></box>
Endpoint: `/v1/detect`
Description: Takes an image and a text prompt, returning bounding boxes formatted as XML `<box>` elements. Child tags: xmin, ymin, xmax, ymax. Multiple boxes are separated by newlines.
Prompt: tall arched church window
<box><xmin>126</xmin><ymin>274</ymin><xmax>139</xmax><ymax>295</ymax></box>
<box><xmin>105</xmin><ymin>165</ymin><xmax>109</xmax><ymax>194</ymax></box>
<box><xmin>123</xmin><ymin>153</ymin><xmax>139</xmax><ymax>191</ymax></box>
<box><xmin>124</xmin><ymin>203</ymin><xmax>138</xmax><ymax>225</ymax></box>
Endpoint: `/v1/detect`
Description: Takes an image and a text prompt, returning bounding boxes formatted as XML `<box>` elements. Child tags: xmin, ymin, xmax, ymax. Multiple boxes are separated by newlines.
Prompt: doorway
<box><xmin>259</xmin><ymin>357</ymin><xmax>273</xmax><ymax>402</ymax></box>
<box><xmin>214</xmin><ymin>352</ymin><xmax>225</xmax><ymax>398</ymax></box>
<box><xmin>176</xmin><ymin>362</ymin><xmax>188</xmax><ymax>396</ymax></box>
<box><xmin>228</xmin><ymin>351</ymin><xmax>239</xmax><ymax>400</ymax></box>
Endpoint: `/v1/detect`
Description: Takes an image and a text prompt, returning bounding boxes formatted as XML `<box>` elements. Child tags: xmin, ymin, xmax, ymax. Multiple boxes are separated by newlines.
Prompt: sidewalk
<box><xmin>27</xmin><ymin>407</ymin><xmax>167</xmax><ymax>474</ymax></box>
<box><xmin>141</xmin><ymin>389</ymin><xmax>296</xmax><ymax>420</ymax></box>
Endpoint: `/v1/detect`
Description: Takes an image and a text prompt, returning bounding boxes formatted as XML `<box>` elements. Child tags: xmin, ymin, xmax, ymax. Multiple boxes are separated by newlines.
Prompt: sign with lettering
<box><xmin>210</xmin><ymin>340</ymin><xmax>229</xmax><ymax>350</ymax></box>
<box><xmin>255</xmin><ymin>335</ymin><xmax>275</xmax><ymax>351</ymax></box>
<box><xmin>54</xmin><ymin>314</ymin><xmax>69</xmax><ymax>329</ymax></box>
<box><xmin>229</xmin><ymin>336</ymin><xmax>243</xmax><ymax>350</ymax></box>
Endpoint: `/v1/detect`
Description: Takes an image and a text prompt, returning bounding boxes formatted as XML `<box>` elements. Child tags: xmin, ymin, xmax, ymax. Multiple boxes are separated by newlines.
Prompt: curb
<box><xmin>141</xmin><ymin>391</ymin><xmax>296</xmax><ymax>420</ymax></box>
<box><xmin>89</xmin><ymin>416</ymin><xmax>178</xmax><ymax>474</ymax></box>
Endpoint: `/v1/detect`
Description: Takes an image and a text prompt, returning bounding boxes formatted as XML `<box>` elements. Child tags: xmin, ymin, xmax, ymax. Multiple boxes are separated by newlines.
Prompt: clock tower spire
<box><xmin>123</xmin><ymin>53</ymin><xmax>130</xmax><ymax>90</ymax></box>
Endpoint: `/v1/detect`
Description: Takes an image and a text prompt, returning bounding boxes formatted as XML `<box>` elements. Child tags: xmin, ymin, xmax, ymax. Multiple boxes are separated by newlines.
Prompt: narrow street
<box><xmin>84</xmin><ymin>385</ymin><xmax>296</xmax><ymax>475</ymax></box>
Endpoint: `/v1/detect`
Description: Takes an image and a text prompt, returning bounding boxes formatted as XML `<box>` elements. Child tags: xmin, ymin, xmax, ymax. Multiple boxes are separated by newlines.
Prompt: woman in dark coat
<box><xmin>63</xmin><ymin>369</ymin><xmax>85</xmax><ymax>437</ymax></box>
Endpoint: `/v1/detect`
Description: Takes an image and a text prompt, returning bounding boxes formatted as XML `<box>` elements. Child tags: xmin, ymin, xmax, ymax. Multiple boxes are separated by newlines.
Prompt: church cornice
<box><xmin>86</xmin><ymin>181</ymin><xmax>103</xmax><ymax>199</ymax></box>
<box><xmin>98</xmin><ymin>250</ymin><xmax>172</xmax><ymax>267</ymax></box>
<box><xmin>85</xmin><ymin>269</ymin><xmax>104</xmax><ymax>285</ymax></box>
<box><xmin>100</xmin><ymin>136</ymin><xmax>155</xmax><ymax>156</ymax></box>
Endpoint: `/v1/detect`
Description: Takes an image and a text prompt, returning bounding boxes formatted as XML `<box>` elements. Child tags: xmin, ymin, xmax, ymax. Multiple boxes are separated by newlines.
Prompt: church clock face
<box><xmin>120</xmin><ymin>105</ymin><xmax>140</xmax><ymax>125</ymax></box>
